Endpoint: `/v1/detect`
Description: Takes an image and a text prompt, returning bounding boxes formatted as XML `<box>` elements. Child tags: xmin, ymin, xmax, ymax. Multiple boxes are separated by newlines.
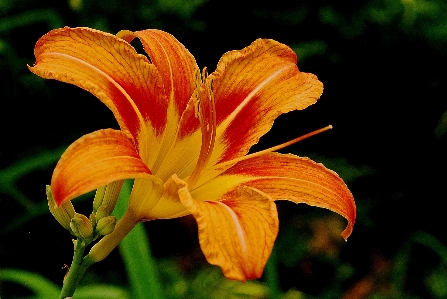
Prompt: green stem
<box><xmin>58</xmin><ymin>210</ymin><xmax>137</xmax><ymax>298</ymax></box>
<box><xmin>59</xmin><ymin>239</ymin><xmax>93</xmax><ymax>299</ymax></box>
<box><xmin>57</xmin><ymin>184</ymin><xmax>141</xmax><ymax>298</ymax></box>
<box><xmin>57</xmin><ymin>181</ymin><xmax>142</xmax><ymax>298</ymax></box>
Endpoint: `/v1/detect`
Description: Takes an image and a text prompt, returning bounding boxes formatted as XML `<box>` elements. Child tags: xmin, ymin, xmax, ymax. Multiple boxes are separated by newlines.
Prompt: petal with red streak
<box><xmin>29</xmin><ymin>27</ymin><xmax>167</xmax><ymax>143</ymax></box>
<box><xmin>152</xmin><ymin>80</ymin><xmax>213</xmax><ymax>182</ymax></box>
<box><xmin>174</xmin><ymin>175</ymin><xmax>279</xmax><ymax>281</ymax></box>
<box><xmin>117</xmin><ymin>29</ymin><xmax>200</xmax><ymax>173</ymax></box>
<box><xmin>193</xmin><ymin>153</ymin><xmax>355</xmax><ymax>240</ymax></box>
<box><xmin>118</xmin><ymin>29</ymin><xmax>198</xmax><ymax>115</ymax></box>
<box><xmin>51</xmin><ymin>129</ymin><xmax>152</xmax><ymax>206</ymax></box>
<box><xmin>209</xmin><ymin>39</ymin><xmax>323</xmax><ymax>164</ymax></box>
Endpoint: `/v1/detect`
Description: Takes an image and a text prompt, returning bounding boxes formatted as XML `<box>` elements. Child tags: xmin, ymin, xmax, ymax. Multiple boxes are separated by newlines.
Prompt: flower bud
<box><xmin>89</xmin><ymin>213</ymin><xmax>97</xmax><ymax>226</ymax></box>
<box><xmin>95</xmin><ymin>206</ymin><xmax>110</xmax><ymax>221</ymax></box>
<box><xmin>46</xmin><ymin>185</ymin><xmax>75</xmax><ymax>231</ymax></box>
<box><xmin>93</xmin><ymin>180</ymin><xmax>124</xmax><ymax>215</ymax></box>
<box><xmin>70</xmin><ymin>213</ymin><xmax>93</xmax><ymax>239</ymax></box>
<box><xmin>95</xmin><ymin>216</ymin><xmax>116</xmax><ymax>236</ymax></box>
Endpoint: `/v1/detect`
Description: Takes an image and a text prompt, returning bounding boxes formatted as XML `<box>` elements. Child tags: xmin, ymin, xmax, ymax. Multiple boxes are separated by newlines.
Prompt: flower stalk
<box><xmin>59</xmin><ymin>239</ymin><xmax>94</xmax><ymax>299</ymax></box>
<box><xmin>86</xmin><ymin>209</ymin><xmax>139</xmax><ymax>263</ymax></box>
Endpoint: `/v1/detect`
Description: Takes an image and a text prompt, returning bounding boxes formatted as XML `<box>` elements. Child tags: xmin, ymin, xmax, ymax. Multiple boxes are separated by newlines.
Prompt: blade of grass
<box><xmin>0</xmin><ymin>268</ymin><xmax>60</xmax><ymax>298</ymax></box>
<box><xmin>114</xmin><ymin>180</ymin><xmax>164</xmax><ymax>299</ymax></box>
<box><xmin>0</xmin><ymin>9</ymin><xmax>64</xmax><ymax>32</ymax></box>
<box><xmin>265</xmin><ymin>247</ymin><xmax>281</xmax><ymax>299</ymax></box>
<box><xmin>391</xmin><ymin>240</ymin><xmax>411</xmax><ymax>294</ymax></box>
<box><xmin>412</xmin><ymin>231</ymin><xmax>447</xmax><ymax>263</ymax></box>
<box><xmin>0</xmin><ymin>147</ymin><xmax>65</xmax><ymax>209</ymax></box>
<box><xmin>74</xmin><ymin>284</ymin><xmax>131</xmax><ymax>299</ymax></box>
<box><xmin>0</xmin><ymin>147</ymin><xmax>66</xmax><ymax>236</ymax></box>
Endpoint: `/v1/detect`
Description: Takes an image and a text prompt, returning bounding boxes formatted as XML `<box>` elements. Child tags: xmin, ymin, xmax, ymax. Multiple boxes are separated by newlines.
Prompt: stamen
<box><xmin>193</xmin><ymin>68</ymin><xmax>202</xmax><ymax>118</ymax></box>
<box><xmin>215</xmin><ymin>125</ymin><xmax>333</xmax><ymax>169</ymax></box>
<box><xmin>188</xmin><ymin>70</ymin><xmax>217</xmax><ymax>189</ymax></box>
<box><xmin>202</xmin><ymin>67</ymin><xmax>208</xmax><ymax>82</ymax></box>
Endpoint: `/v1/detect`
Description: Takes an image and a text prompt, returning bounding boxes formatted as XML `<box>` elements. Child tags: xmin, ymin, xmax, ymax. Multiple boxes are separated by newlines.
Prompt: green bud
<box><xmin>89</xmin><ymin>213</ymin><xmax>97</xmax><ymax>226</ymax></box>
<box><xmin>70</xmin><ymin>213</ymin><xmax>93</xmax><ymax>239</ymax></box>
<box><xmin>93</xmin><ymin>181</ymin><xmax>124</xmax><ymax>214</ymax></box>
<box><xmin>95</xmin><ymin>206</ymin><xmax>110</xmax><ymax>221</ymax></box>
<box><xmin>92</xmin><ymin>185</ymin><xmax>106</xmax><ymax>213</ymax></box>
<box><xmin>95</xmin><ymin>216</ymin><xmax>116</xmax><ymax>236</ymax></box>
<box><xmin>46</xmin><ymin>185</ymin><xmax>75</xmax><ymax>231</ymax></box>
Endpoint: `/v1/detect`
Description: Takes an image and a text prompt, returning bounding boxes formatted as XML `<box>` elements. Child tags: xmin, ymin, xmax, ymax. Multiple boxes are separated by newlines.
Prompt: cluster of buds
<box><xmin>46</xmin><ymin>181</ymin><xmax>124</xmax><ymax>242</ymax></box>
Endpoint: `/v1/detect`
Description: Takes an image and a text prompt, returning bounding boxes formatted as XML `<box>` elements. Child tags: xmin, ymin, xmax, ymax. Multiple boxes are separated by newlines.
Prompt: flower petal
<box><xmin>151</xmin><ymin>76</ymin><xmax>214</xmax><ymax>182</ymax></box>
<box><xmin>117</xmin><ymin>29</ymin><xmax>198</xmax><ymax>116</ymax></box>
<box><xmin>28</xmin><ymin>27</ymin><xmax>166</xmax><ymax>152</ymax></box>
<box><xmin>117</xmin><ymin>29</ymin><xmax>200</xmax><ymax>172</ymax></box>
<box><xmin>127</xmin><ymin>177</ymin><xmax>164</xmax><ymax>221</ymax></box>
<box><xmin>193</xmin><ymin>153</ymin><xmax>355</xmax><ymax>240</ymax></box>
<box><xmin>51</xmin><ymin>129</ymin><xmax>152</xmax><ymax>206</ymax></box>
<box><xmin>174</xmin><ymin>175</ymin><xmax>279</xmax><ymax>281</ymax></box>
<box><xmin>138</xmin><ymin>175</ymin><xmax>189</xmax><ymax>219</ymax></box>
<box><xmin>209</xmin><ymin>39</ymin><xmax>323</xmax><ymax>164</ymax></box>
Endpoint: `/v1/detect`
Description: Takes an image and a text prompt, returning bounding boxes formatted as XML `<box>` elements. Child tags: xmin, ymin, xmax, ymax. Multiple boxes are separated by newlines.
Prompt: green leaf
<box><xmin>0</xmin><ymin>268</ymin><xmax>60</xmax><ymax>298</ymax></box>
<box><xmin>0</xmin><ymin>147</ymin><xmax>66</xmax><ymax>236</ymax></box>
<box><xmin>0</xmin><ymin>9</ymin><xmax>64</xmax><ymax>32</ymax></box>
<box><xmin>74</xmin><ymin>284</ymin><xmax>131</xmax><ymax>299</ymax></box>
<box><xmin>265</xmin><ymin>248</ymin><xmax>281</xmax><ymax>299</ymax></box>
<box><xmin>412</xmin><ymin>231</ymin><xmax>447</xmax><ymax>263</ymax></box>
<box><xmin>115</xmin><ymin>180</ymin><xmax>164</xmax><ymax>299</ymax></box>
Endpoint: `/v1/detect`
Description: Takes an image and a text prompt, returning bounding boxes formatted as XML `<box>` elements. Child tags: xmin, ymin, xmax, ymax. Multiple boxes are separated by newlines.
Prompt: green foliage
<box><xmin>0</xmin><ymin>269</ymin><xmax>60</xmax><ymax>298</ymax></box>
<box><xmin>0</xmin><ymin>9</ymin><xmax>64</xmax><ymax>32</ymax></box>
<box><xmin>73</xmin><ymin>285</ymin><xmax>131</xmax><ymax>299</ymax></box>
<box><xmin>0</xmin><ymin>148</ymin><xmax>64</xmax><ymax>235</ymax></box>
<box><xmin>0</xmin><ymin>269</ymin><xmax>130</xmax><ymax>299</ymax></box>
<box><xmin>115</xmin><ymin>180</ymin><xmax>163</xmax><ymax>299</ymax></box>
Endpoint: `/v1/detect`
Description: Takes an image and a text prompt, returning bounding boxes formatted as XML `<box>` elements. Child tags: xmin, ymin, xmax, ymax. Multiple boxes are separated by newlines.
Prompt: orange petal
<box><xmin>118</xmin><ymin>29</ymin><xmax>198</xmax><ymax>116</ymax></box>
<box><xmin>51</xmin><ymin>129</ymin><xmax>152</xmax><ymax>206</ymax></box>
<box><xmin>127</xmin><ymin>177</ymin><xmax>164</xmax><ymax>221</ymax></box>
<box><xmin>136</xmin><ymin>176</ymin><xmax>189</xmax><ymax>219</ymax></box>
<box><xmin>193</xmin><ymin>153</ymin><xmax>355</xmax><ymax>240</ymax></box>
<box><xmin>209</xmin><ymin>39</ymin><xmax>323</xmax><ymax>164</ymax></box>
<box><xmin>117</xmin><ymin>29</ymin><xmax>200</xmax><ymax>173</ymax></box>
<box><xmin>148</xmin><ymin>75</ymin><xmax>210</xmax><ymax>182</ymax></box>
<box><xmin>155</xmin><ymin>75</ymin><xmax>217</xmax><ymax>185</ymax></box>
<box><xmin>28</xmin><ymin>27</ymin><xmax>167</xmax><ymax>145</ymax></box>
<box><xmin>174</xmin><ymin>175</ymin><xmax>279</xmax><ymax>281</ymax></box>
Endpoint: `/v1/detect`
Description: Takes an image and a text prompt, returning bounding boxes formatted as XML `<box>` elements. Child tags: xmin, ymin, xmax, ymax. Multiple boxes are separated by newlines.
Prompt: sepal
<box><xmin>70</xmin><ymin>213</ymin><xmax>94</xmax><ymax>239</ymax></box>
<box><xmin>46</xmin><ymin>185</ymin><xmax>75</xmax><ymax>231</ymax></box>
<box><xmin>93</xmin><ymin>180</ymin><xmax>124</xmax><ymax>215</ymax></box>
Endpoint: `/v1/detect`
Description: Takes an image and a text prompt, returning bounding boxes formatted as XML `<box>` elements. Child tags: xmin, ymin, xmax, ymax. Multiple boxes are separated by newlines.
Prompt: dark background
<box><xmin>1</xmin><ymin>0</ymin><xmax>447</xmax><ymax>298</ymax></box>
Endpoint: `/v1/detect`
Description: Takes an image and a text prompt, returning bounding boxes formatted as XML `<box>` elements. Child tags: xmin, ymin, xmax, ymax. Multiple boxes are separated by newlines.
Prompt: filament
<box><xmin>215</xmin><ymin>125</ymin><xmax>333</xmax><ymax>169</ymax></box>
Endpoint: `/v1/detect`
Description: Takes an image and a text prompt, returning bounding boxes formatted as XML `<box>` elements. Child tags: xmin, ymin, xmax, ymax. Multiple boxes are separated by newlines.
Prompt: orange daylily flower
<box><xmin>29</xmin><ymin>27</ymin><xmax>355</xmax><ymax>281</ymax></box>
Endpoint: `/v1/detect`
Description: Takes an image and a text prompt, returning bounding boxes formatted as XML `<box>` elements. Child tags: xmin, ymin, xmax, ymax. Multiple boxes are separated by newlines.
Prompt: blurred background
<box><xmin>1</xmin><ymin>0</ymin><xmax>447</xmax><ymax>298</ymax></box>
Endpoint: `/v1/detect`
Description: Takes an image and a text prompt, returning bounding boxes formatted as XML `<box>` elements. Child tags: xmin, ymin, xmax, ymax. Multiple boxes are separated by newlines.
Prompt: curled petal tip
<box><xmin>341</xmin><ymin>223</ymin><xmax>354</xmax><ymax>241</ymax></box>
<box><xmin>116</xmin><ymin>30</ymin><xmax>135</xmax><ymax>43</ymax></box>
